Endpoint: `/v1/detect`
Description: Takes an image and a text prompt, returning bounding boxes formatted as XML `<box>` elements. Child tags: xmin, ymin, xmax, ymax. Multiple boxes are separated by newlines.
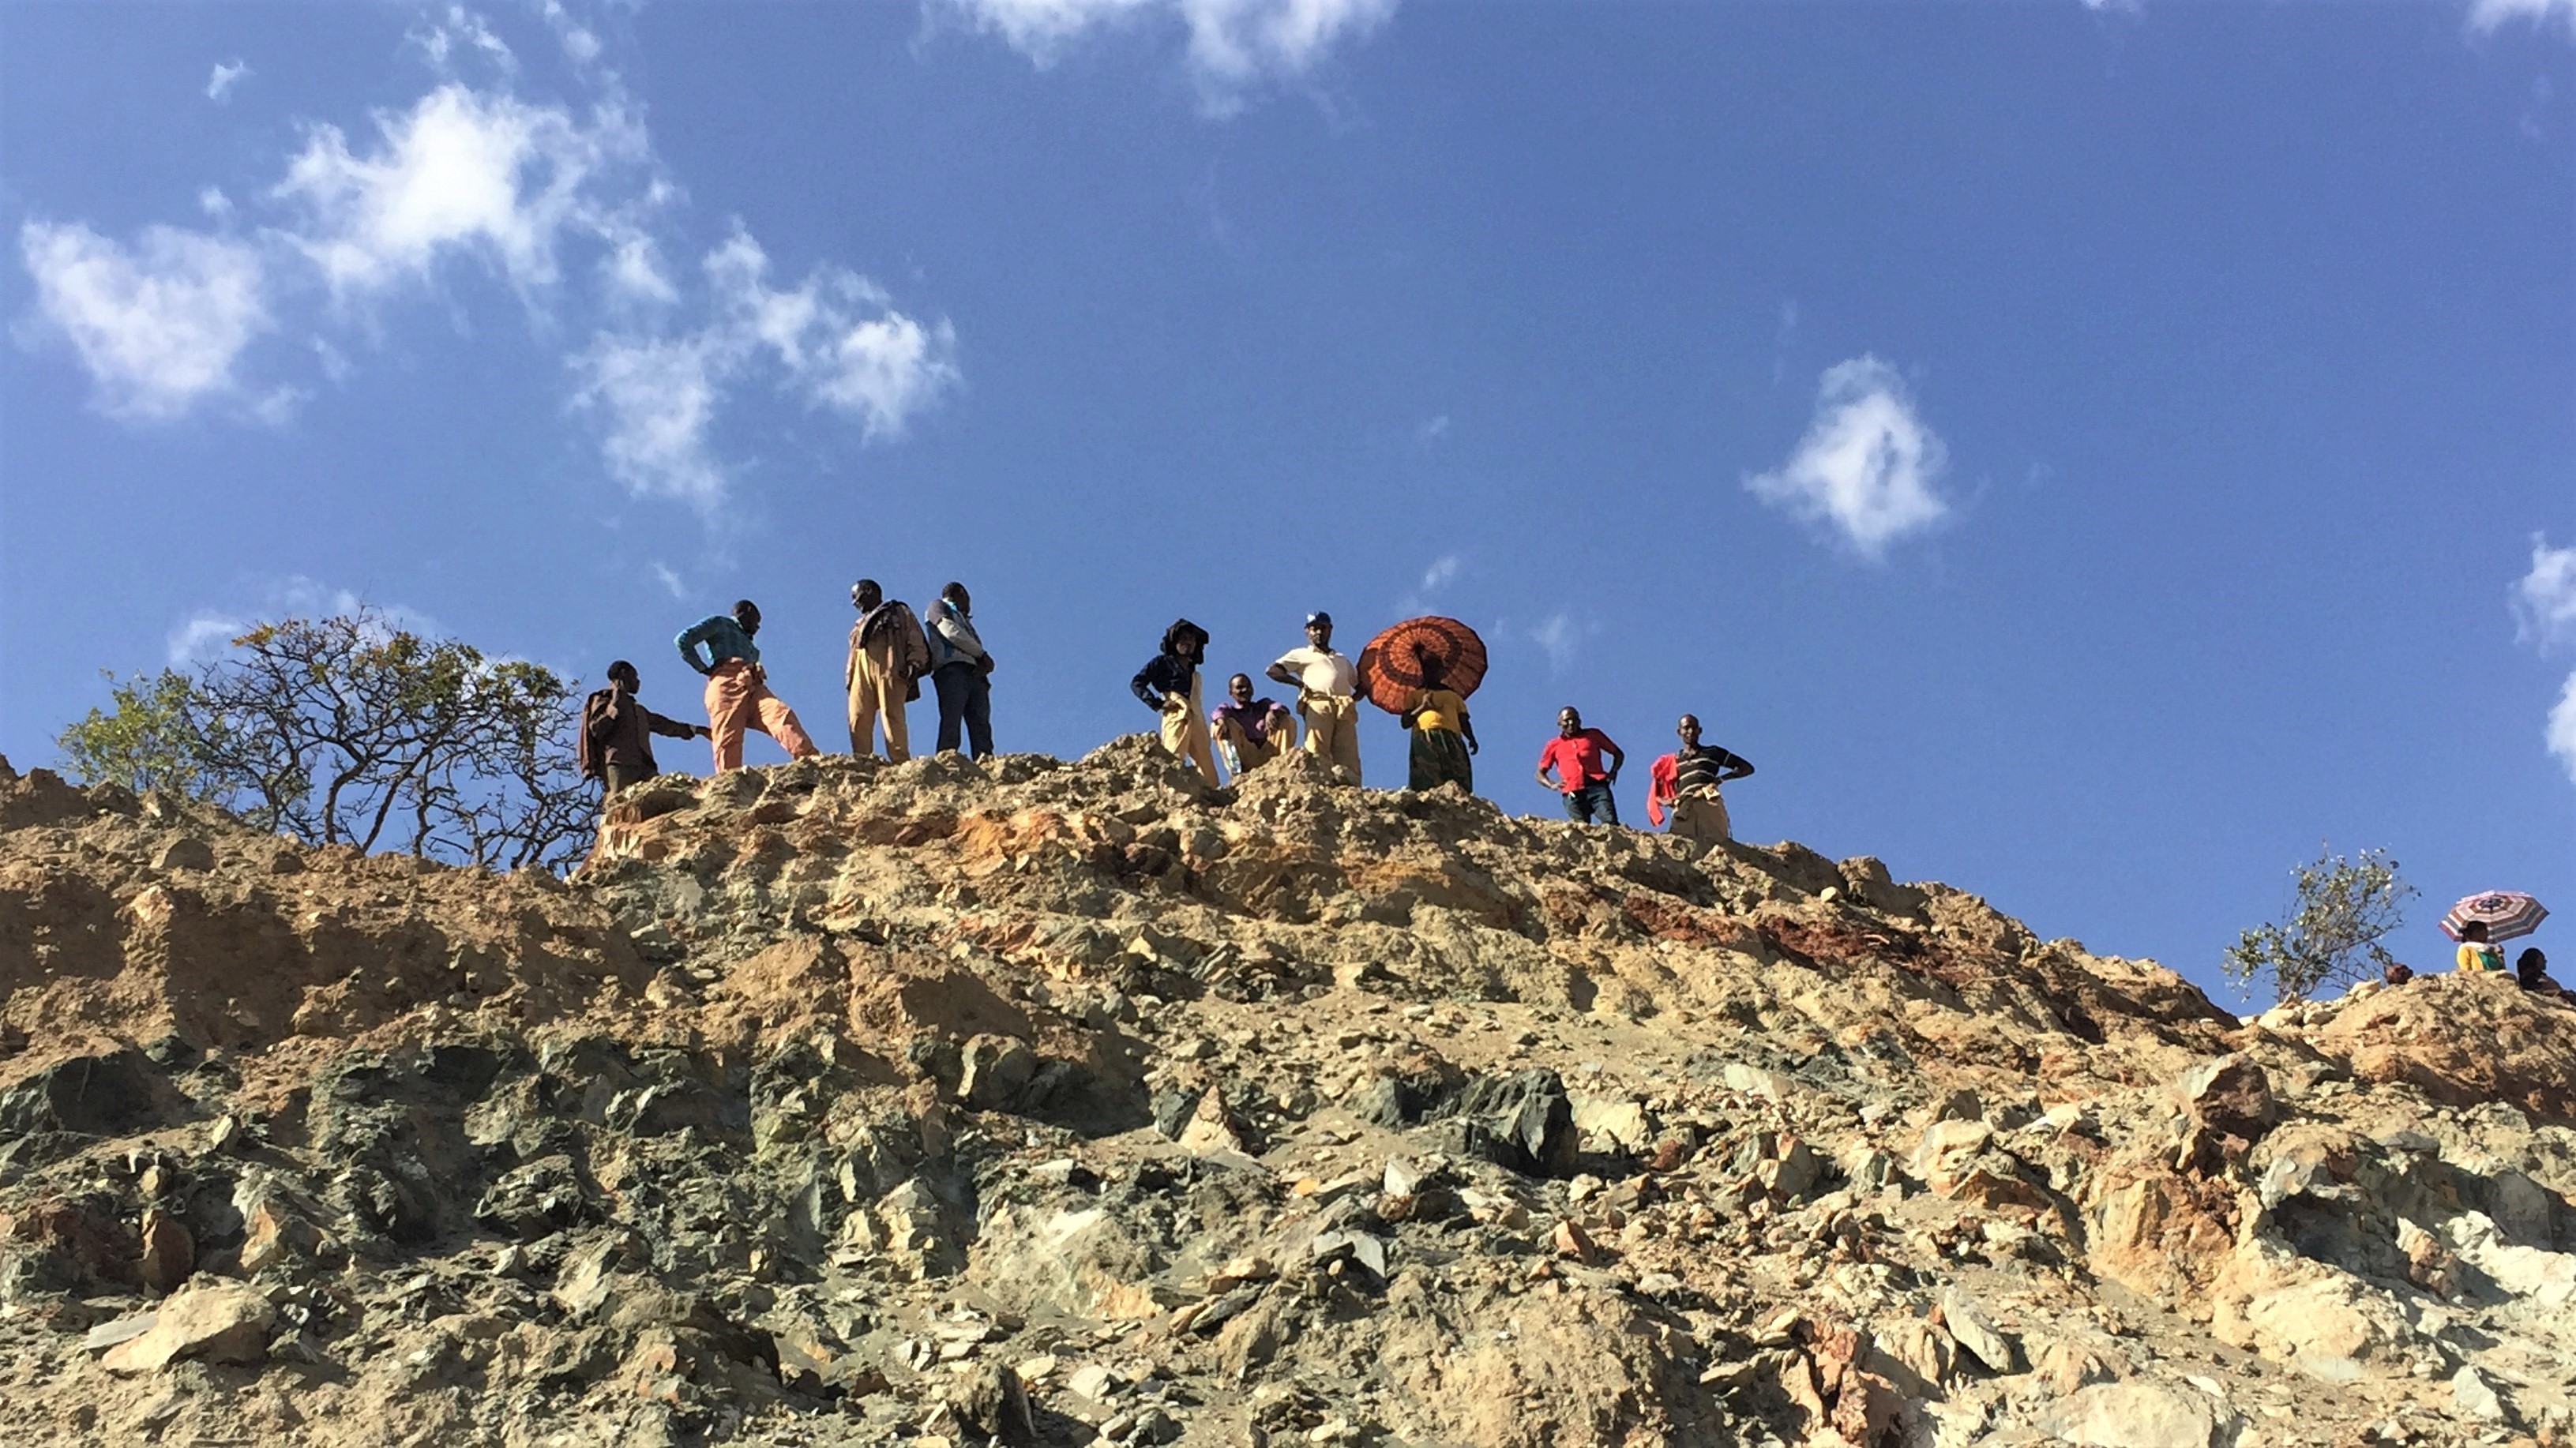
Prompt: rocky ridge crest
<box><xmin>2</xmin><ymin>743</ymin><xmax>2573</xmax><ymax>1447</ymax></box>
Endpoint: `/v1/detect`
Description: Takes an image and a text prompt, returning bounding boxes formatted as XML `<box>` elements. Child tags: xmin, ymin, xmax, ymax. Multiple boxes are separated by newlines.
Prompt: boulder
<box><xmin>2035</xmin><ymin>1381</ymin><xmax>2220</xmax><ymax>1448</ymax></box>
<box><xmin>100</xmin><ymin>1281</ymin><xmax>275</xmax><ymax>1373</ymax></box>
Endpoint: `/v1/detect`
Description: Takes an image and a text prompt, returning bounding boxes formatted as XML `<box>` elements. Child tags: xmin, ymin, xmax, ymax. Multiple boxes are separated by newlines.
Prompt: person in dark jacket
<box><xmin>578</xmin><ymin>660</ymin><xmax>708</xmax><ymax>797</ymax></box>
<box><xmin>1132</xmin><ymin>619</ymin><xmax>1218</xmax><ymax>787</ymax></box>
<box><xmin>923</xmin><ymin>582</ymin><xmax>994</xmax><ymax>759</ymax></box>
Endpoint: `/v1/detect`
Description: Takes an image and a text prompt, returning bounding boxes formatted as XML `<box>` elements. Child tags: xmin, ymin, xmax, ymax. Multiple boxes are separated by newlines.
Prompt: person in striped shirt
<box><xmin>1646</xmin><ymin>713</ymin><xmax>1754</xmax><ymax>845</ymax></box>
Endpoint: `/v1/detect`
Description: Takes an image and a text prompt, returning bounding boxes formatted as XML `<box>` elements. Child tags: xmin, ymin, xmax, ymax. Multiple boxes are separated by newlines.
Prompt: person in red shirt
<box><xmin>1534</xmin><ymin>707</ymin><xmax>1625</xmax><ymax>824</ymax></box>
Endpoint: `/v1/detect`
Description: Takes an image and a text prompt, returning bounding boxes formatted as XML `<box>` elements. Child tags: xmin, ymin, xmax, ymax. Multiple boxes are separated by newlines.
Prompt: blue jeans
<box><xmin>932</xmin><ymin>663</ymin><xmax>992</xmax><ymax>758</ymax></box>
<box><xmin>1564</xmin><ymin>780</ymin><xmax>1618</xmax><ymax>825</ymax></box>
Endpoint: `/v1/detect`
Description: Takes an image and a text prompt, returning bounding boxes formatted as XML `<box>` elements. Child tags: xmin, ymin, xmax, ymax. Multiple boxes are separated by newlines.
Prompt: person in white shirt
<box><xmin>1267</xmin><ymin>610</ymin><xmax>1361</xmax><ymax>786</ymax></box>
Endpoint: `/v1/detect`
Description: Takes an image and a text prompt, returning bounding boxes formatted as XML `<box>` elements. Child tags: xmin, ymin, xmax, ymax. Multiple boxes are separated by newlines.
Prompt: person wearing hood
<box><xmin>676</xmin><ymin>599</ymin><xmax>819</xmax><ymax>772</ymax></box>
<box><xmin>923</xmin><ymin>582</ymin><xmax>995</xmax><ymax>759</ymax></box>
<box><xmin>578</xmin><ymin>660</ymin><xmax>708</xmax><ymax>797</ymax></box>
<box><xmin>844</xmin><ymin>579</ymin><xmax>929</xmax><ymax>762</ymax></box>
<box><xmin>1134</xmin><ymin>618</ymin><xmax>1219</xmax><ymax>788</ymax></box>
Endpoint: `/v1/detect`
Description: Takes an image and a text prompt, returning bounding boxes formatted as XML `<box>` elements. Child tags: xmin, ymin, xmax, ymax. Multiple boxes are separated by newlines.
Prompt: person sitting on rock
<box><xmin>1645</xmin><ymin>712</ymin><xmax>1754</xmax><ymax>846</ymax></box>
<box><xmin>1134</xmin><ymin>619</ymin><xmax>1219</xmax><ymax>788</ymax></box>
<box><xmin>1536</xmin><ymin>707</ymin><xmax>1624</xmax><ymax>825</ymax></box>
<box><xmin>2455</xmin><ymin>921</ymin><xmax>2507</xmax><ymax>974</ymax></box>
<box><xmin>678</xmin><ymin>599</ymin><xmax>820</xmax><ymax>773</ymax></box>
<box><xmin>2382</xmin><ymin>960</ymin><xmax>2415</xmax><ymax>987</ymax></box>
<box><xmin>578</xmin><ymin>660</ymin><xmax>708</xmax><ymax>798</ymax></box>
<box><xmin>1400</xmin><ymin>651</ymin><xmax>1478</xmax><ymax>793</ymax></box>
<box><xmin>2514</xmin><ymin>948</ymin><xmax>2570</xmax><ymax>1001</ymax></box>
<box><xmin>1211</xmin><ymin>673</ymin><xmax>1296</xmax><ymax>781</ymax></box>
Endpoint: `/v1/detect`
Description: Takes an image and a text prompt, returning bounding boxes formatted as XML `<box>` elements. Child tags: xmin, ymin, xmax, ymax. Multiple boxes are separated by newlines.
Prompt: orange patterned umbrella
<box><xmin>1357</xmin><ymin>616</ymin><xmax>1488</xmax><ymax>714</ymax></box>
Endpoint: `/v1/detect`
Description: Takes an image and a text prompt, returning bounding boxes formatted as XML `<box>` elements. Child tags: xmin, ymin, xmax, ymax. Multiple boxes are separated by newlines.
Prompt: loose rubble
<box><xmin>2</xmin><ymin>742</ymin><xmax>2573</xmax><ymax>1446</ymax></box>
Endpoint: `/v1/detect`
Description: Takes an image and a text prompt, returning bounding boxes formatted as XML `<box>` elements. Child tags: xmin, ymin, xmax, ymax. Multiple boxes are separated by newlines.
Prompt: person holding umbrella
<box><xmin>1134</xmin><ymin>618</ymin><xmax>1219</xmax><ymax>788</ymax></box>
<box><xmin>1269</xmin><ymin>612</ymin><xmax>1362</xmax><ymax>786</ymax></box>
<box><xmin>2442</xmin><ymin>891</ymin><xmax>2548</xmax><ymax>975</ymax></box>
<box><xmin>1399</xmin><ymin>651</ymin><xmax>1478</xmax><ymax>793</ymax></box>
<box><xmin>2456</xmin><ymin>922</ymin><xmax>2506</xmax><ymax>974</ymax></box>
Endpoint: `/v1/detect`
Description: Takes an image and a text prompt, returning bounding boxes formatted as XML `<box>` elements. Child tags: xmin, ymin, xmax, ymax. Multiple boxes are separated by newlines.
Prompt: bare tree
<box><xmin>58</xmin><ymin>610</ymin><xmax>593</xmax><ymax>872</ymax></box>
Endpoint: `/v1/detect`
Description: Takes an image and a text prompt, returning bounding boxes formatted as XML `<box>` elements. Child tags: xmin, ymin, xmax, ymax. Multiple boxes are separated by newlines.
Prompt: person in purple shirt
<box><xmin>1211</xmin><ymin>673</ymin><xmax>1297</xmax><ymax>781</ymax></box>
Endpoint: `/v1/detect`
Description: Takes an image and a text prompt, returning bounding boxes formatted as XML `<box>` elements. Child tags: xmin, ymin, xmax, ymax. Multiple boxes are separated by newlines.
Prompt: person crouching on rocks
<box><xmin>578</xmin><ymin>660</ymin><xmax>708</xmax><ymax>799</ymax></box>
<box><xmin>2516</xmin><ymin>949</ymin><xmax>2572</xmax><ymax>1003</ymax></box>
<box><xmin>677</xmin><ymin>599</ymin><xmax>819</xmax><ymax>773</ymax></box>
<box><xmin>1133</xmin><ymin>619</ymin><xmax>1218</xmax><ymax>788</ymax></box>
<box><xmin>1211</xmin><ymin>673</ymin><xmax>1297</xmax><ymax>781</ymax></box>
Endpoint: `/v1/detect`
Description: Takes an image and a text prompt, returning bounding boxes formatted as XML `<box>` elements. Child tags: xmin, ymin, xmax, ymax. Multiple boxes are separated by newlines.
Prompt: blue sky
<box><xmin>4</xmin><ymin>0</ymin><xmax>2572</xmax><ymax>1001</ymax></box>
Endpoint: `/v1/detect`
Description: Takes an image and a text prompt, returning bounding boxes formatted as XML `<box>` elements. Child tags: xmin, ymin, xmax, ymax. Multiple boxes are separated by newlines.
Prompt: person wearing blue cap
<box><xmin>1267</xmin><ymin>611</ymin><xmax>1361</xmax><ymax>786</ymax></box>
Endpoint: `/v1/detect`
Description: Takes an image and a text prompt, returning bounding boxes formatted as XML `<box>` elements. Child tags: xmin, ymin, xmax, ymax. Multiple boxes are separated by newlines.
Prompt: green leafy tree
<box><xmin>55</xmin><ymin>610</ymin><xmax>593</xmax><ymax>872</ymax></box>
<box><xmin>2223</xmin><ymin>846</ymin><xmax>2417</xmax><ymax>1003</ymax></box>
<box><xmin>58</xmin><ymin>668</ymin><xmax>226</xmax><ymax>800</ymax></box>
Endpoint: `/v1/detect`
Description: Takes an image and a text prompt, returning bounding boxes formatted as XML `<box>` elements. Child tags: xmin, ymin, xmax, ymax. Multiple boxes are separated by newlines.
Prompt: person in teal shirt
<box><xmin>676</xmin><ymin>600</ymin><xmax>817</xmax><ymax>772</ymax></box>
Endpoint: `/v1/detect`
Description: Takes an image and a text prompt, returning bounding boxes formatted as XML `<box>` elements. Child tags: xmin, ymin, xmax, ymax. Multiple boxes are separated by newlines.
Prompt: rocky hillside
<box><xmin>2</xmin><ymin>744</ymin><xmax>2572</xmax><ymax>1448</ymax></box>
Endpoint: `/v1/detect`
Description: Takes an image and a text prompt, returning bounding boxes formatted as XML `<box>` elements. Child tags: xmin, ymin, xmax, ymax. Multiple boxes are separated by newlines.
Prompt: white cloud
<box><xmin>2514</xmin><ymin>536</ymin><xmax>2576</xmax><ymax>650</ymax></box>
<box><xmin>2471</xmin><ymin>0</ymin><xmax>2576</xmax><ymax>36</ymax></box>
<box><xmin>170</xmin><ymin>577</ymin><xmax>444</xmax><ymax>663</ymax></box>
<box><xmin>571</xmin><ymin>231</ymin><xmax>959</xmax><ymax>510</ymax></box>
<box><xmin>937</xmin><ymin>0</ymin><xmax>1395</xmax><ymax>110</ymax></box>
<box><xmin>1179</xmin><ymin>0</ymin><xmax>1397</xmax><ymax>107</ymax></box>
<box><xmin>539</xmin><ymin>1</ymin><xmax>603</xmax><ymax>65</ymax></box>
<box><xmin>1415</xmin><ymin>414</ymin><xmax>1449</xmax><ymax>442</ymax></box>
<box><xmin>706</xmin><ymin>229</ymin><xmax>959</xmax><ymax>439</ymax></box>
<box><xmin>2551</xmin><ymin>673</ymin><xmax>2576</xmax><ymax>784</ymax></box>
<box><xmin>603</xmin><ymin>234</ymin><xmax>678</xmax><ymax>306</ymax></box>
<box><xmin>18</xmin><ymin>221</ymin><xmax>272</xmax><ymax>420</ymax></box>
<box><xmin>411</xmin><ymin>6</ymin><xmax>518</xmax><ymax>72</ymax></box>
<box><xmin>940</xmin><ymin>0</ymin><xmax>1159</xmax><ymax>62</ymax></box>
<box><xmin>2080</xmin><ymin>0</ymin><xmax>2143</xmax><ymax>13</ymax></box>
<box><xmin>1529</xmin><ymin>611</ymin><xmax>1587</xmax><ymax>674</ymax></box>
<box><xmin>571</xmin><ymin>332</ymin><xmax>731</xmax><ymax>511</ymax></box>
<box><xmin>207</xmin><ymin>60</ymin><xmax>250</xmax><ymax>103</ymax></box>
<box><xmin>168</xmin><ymin>613</ymin><xmax>247</xmax><ymax>664</ymax></box>
<box><xmin>17</xmin><ymin>17</ymin><xmax>956</xmax><ymax>520</ymax></box>
<box><xmin>274</xmin><ymin>84</ymin><xmax>643</xmax><ymax>303</ymax></box>
<box><xmin>650</xmin><ymin>561</ymin><xmax>687</xmax><ymax>599</ymax></box>
<box><xmin>1418</xmin><ymin>554</ymin><xmax>1459</xmax><ymax>594</ymax></box>
<box><xmin>1745</xmin><ymin>355</ymin><xmax>1951</xmax><ymax>560</ymax></box>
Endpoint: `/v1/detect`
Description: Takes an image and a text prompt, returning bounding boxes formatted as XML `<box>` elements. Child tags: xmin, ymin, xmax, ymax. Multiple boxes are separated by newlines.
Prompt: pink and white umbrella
<box><xmin>2439</xmin><ymin>891</ymin><xmax>2548</xmax><ymax>943</ymax></box>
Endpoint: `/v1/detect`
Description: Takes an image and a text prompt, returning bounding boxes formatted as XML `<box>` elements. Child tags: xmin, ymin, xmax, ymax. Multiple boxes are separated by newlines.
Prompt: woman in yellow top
<box><xmin>1400</xmin><ymin>652</ymin><xmax>1478</xmax><ymax>793</ymax></box>
<box><xmin>2455</xmin><ymin>921</ymin><xmax>2507</xmax><ymax>973</ymax></box>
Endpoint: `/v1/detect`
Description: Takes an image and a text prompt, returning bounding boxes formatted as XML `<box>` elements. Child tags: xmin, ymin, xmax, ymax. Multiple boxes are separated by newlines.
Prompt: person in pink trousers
<box><xmin>676</xmin><ymin>599</ymin><xmax>818</xmax><ymax>772</ymax></box>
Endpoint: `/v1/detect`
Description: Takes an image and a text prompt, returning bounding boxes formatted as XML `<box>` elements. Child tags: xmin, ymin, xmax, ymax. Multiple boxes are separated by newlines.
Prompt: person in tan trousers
<box><xmin>1268</xmin><ymin>610</ymin><xmax>1361</xmax><ymax>786</ymax></box>
<box><xmin>1132</xmin><ymin>619</ymin><xmax>1219</xmax><ymax>788</ymax></box>
<box><xmin>676</xmin><ymin>599</ymin><xmax>819</xmax><ymax>772</ymax></box>
<box><xmin>843</xmin><ymin>579</ymin><xmax>926</xmax><ymax>762</ymax></box>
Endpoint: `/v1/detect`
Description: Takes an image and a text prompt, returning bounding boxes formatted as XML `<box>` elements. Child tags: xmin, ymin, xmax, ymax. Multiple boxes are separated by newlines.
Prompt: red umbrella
<box><xmin>2439</xmin><ymin>891</ymin><xmax>2548</xmax><ymax>943</ymax></box>
<box><xmin>1357</xmin><ymin>617</ymin><xmax>1488</xmax><ymax>715</ymax></box>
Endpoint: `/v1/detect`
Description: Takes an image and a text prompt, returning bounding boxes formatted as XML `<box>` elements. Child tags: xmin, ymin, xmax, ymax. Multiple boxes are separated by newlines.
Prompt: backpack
<box><xmin>576</xmin><ymin>688</ymin><xmax>618</xmax><ymax>781</ymax></box>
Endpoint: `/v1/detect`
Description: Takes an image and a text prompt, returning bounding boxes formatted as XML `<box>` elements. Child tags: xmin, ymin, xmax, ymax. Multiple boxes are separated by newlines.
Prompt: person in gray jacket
<box><xmin>924</xmin><ymin>582</ymin><xmax>994</xmax><ymax>758</ymax></box>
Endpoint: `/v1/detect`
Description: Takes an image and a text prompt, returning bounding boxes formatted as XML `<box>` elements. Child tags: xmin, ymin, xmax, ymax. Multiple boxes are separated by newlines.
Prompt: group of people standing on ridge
<box><xmin>579</xmin><ymin>587</ymin><xmax>1756</xmax><ymax>846</ymax></box>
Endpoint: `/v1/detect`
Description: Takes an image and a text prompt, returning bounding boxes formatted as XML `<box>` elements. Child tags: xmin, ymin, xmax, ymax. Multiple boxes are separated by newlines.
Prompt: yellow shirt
<box><xmin>2458</xmin><ymin>942</ymin><xmax>2504</xmax><ymax>973</ymax></box>
<box><xmin>1412</xmin><ymin>688</ymin><xmax>1466</xmax><ymax>733</ymax></box>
